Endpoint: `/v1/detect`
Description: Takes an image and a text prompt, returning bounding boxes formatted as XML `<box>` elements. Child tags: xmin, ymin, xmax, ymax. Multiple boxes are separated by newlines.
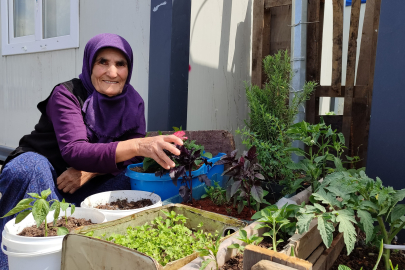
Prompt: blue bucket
<box><xmin>126</xmin><ymin>153</ymin><xmax>226</xmax><ymax>201</ymax></box>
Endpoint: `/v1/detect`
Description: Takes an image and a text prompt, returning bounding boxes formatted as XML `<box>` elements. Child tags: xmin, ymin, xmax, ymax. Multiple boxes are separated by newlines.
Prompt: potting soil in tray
<box><xmin>94</xmin><ymin>198</ymin><xmax>153</xmax><ymax>210</ymax></box>
<box><xmin>18</xmin><ymin>217</ymin><xmax>94</xmax><ymax>237</ymax></box>
<box><xmin>182</xmin><ymin>198</ymin><xmax>256</xmax><ymax>221</ymax></box>
<box><xmin>331</xmin><ymin>244</ymin><xmax>405</xmax><ymax>270</ymax></box>
<box><xmin>219</xmin><ymin>237</ymin><xmax>288</xmax><ymax>270</ymax></box>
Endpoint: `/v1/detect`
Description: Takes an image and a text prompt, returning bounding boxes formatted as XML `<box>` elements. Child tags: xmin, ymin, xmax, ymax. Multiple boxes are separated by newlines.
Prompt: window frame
<box><xmin>1</xmin><ymin>0</ymin><xmax>79</xmax><ymax>56</ymax></box>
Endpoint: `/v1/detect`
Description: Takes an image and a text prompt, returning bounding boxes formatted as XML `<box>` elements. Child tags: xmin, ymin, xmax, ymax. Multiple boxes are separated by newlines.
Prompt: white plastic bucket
<box><xmin>2</xmin><ymin>207</ymin><xmax>105</xmax><ymax>270</ymax></box>
<box><xmin>80</xmin><ymin>190</ymin><xmax>162</xmax><ymax>221</ymax></box>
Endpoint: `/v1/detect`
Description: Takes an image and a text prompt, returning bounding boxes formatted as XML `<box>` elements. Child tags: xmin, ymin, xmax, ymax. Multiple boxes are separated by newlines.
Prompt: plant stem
<box><xmin>44</xmin><ymin>221</ymin><xmax>48</xmax><ymax>237</ymax></box>
<box><xmin>377</xmin><ymin>216</ymin><xmax>391</xmax><ymax>270</ymax></box>
<box><xmin>272</xmin><ymin>219</ymin><xmax>277</xmax><ymax>251</ymax></box>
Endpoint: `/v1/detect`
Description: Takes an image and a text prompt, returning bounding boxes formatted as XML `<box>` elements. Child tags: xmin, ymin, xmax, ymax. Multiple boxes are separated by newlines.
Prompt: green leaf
<box><xmin>239</xmin><ymin>229</ymin><xmax>247</xmax><ymax>240</ymax></box>
<box><xmin>313</xmin><ymin>203</ymin><xmax>326</xmax><ymax>213</ymax></box>
<box><xmin>196</xmin><ymin>249</ymin><xmax>210</xmax><ymax>257</ymax></box>
<box><xmin>57</xmin><ymin>227</ymin><xmax>69</xmax><ymax>236</ymax></box>
<box><xmin>318</xmin><ymin>216</ymin><xmax>334</xmax><ymax>248</ymax></box>
<box><xmin>27</xmin><ymin>193</ymin><xmax>41</xmax><ymax>199</ymax></box>
<box><xmin>297</xmin><ymin>213</ymin><xmax>314</xmax><ymax>234</ymax></box>
<box><xmin>360</xmin><ymin>200</ymin><xmax>378</xmax><ymax>211</ymax></box>
<box><xmin>71</xmin><ymin>204</ymin><xmax>75</xmax><ymax>215</ymax></box>
<box><xmin>313</xmin><ymin>188</ymin><xmax>341</xmax><ymax>208</ymax></box>
<box><xmin>334</xmin><ymin>157</ymin><xmax>344</xmax><ymax>172</ymax></box>
<box><xmin>237</xmin><ymin>200</ymin><xmax>244</xmax><ymax>214</ymax></box>
<box><xmin>227</xmin><ymin>243</ymin><xmax>240</xmax><ymax>249</ymax></box>
<box><xmin>15</xmin><ymin>210</ymin><xmax>32</xmax><ymax>224</ymax></box>
<box><xmin>336</xmin><ymin>210</ymin><xmax>357</xmax><ymax>255</ymax></box>
<box><xmin>60</xmin><ymin>201</ymin><xmax>69</xmax><ymax>212</ymax></box>
<box><xmin>32</xmin><ymin>199</ymin><xmax>49</xmax><ymax>228</ymax></box>
<box><xmin>51</xmin><ymin>201</ymin><xmax>60</xmax><ymax>226</ymax></box>
<box><xmin>251</xmin><ymin>211</ymin><xmax>262</xmax><ymax>220</ymax></box>
<box><xmin>40</xmin><ymin>189</ymin><xmax>52</xmax><ymax>199</ymax></box>
<box><xmin>393</xmin><ymin>189</ymin><xmax>405</xmax><ymax>202</ymax></box>
<box><xmin>357</xmin><ymin>210</ymin><xmax>374</xmax><ymax>243</ymax></box>
<box><xmin>284</xmin><ymin>147</ymin><xmax>306</xmax><ymax>157</ymax></box>
<box><xmin>1</xmin><ymin>198</ymin><xmax>34</xmax><ymax>218</ymax></box>
<box><xmin>314</xmin><ymin>156</ymin><xmax>326</xmax><ymax>164</ymax></box>
<box><xmin>199</xmin><ymin>259</ymin><xmax>214</xmax><ymax>270</ymax></box>
<box><xmin>391</xmin><ymin>204</ymin><xmax>405</xmax><ymax>223</ymax></box>
<box><xmin>338</xmin><ymin>266</ymin><xmax>352</xmax><ymax>270</ymax></box>
<box><xmin>202</xmin><ymin>152</ymin><xmax>213</xmax><ymax>159</ymax></box>
<box><xmin>338</xmin><ymin>133</ymin><xmax>345</xmax><ymax>145</ymax></box>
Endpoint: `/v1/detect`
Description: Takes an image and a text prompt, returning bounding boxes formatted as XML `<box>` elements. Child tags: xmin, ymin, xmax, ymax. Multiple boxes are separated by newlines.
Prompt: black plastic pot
<box><xmin>261</xmin><ymin>181</ymin><xmax>284</xmax><ymax>204</ymax></box>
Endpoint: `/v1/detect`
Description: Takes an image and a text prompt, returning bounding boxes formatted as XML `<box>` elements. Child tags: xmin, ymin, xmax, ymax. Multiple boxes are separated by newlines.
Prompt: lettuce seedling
<box><xmin>227</xmin><ymin>229</ymin><xmax>263</xmax><ymax>253</ymax></box>
<box><xmin>1</xmin><ymin>188</ymin><xmax>74</xmax><ymax>236</ymax></box>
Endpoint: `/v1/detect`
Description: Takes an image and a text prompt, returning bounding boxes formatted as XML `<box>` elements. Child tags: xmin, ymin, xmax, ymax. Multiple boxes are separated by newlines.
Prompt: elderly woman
<box><xmin>0</xmin><ymin>33</ymin><xmax>181</xmax><ymax>268</ymax></box>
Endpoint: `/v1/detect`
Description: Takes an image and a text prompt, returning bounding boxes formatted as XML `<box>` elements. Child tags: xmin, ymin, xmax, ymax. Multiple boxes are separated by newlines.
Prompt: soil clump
<box><xmin>95</xmin><ymin>198</ymin><xmax>153</xmax><ymax>210</ymax></box>
<box><xmin>18</xmin><ymin>217</ymin><xmax>93</xmax><ymax>237</ymax></box>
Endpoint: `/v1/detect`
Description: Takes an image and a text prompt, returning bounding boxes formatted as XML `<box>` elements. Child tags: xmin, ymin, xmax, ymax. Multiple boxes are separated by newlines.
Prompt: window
<box><xmin>1</xmin><ymin>0</ymin><xmax>79</xmax><ymax>56</ymax></box>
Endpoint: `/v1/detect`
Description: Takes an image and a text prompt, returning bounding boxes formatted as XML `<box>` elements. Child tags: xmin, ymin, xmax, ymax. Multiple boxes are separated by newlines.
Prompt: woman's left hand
<box><xmin>57</xmin><ymin>167</ymin><xmax>98</xmax><ymax>194</ymax></box>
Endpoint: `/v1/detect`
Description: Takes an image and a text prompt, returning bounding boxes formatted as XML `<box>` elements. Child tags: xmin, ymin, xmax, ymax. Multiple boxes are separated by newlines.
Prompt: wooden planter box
<box><xmin>179</xmin><ymin>186</ymin><xmax>344</xmax><ymax>270</ymax></box>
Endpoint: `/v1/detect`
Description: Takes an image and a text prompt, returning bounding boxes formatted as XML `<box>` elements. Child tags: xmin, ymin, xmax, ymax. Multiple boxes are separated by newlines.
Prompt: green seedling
<box><xmin>99</xmin><ymin>210</ymin><xmax>216</xmax><ymax>266</ymax></box>
<box><xmin>1</xmin><ymin>188</ymin><xmax>74</xmax><ymax>236</ymax></box>
<box><xmin>201</xmin><ymin>181</ymin><xmax>227</xmax><ymax>206</ymax></box>
<box><xmin>227</xmin><ymin>229</ymin><xmax>263</xmax><ymax>254</ymax></box>
<box><xmin>196</xmin><ymin>233</ymin><xmax>222</xmax><ymax>270</ymax></box>
<box><xmin>252</xmin><ymin>203</ymin><xmax>299</xmax><ymax>251</ymax></box>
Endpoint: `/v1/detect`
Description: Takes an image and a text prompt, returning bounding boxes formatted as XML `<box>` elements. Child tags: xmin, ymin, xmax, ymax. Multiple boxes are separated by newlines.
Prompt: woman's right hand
<box><xmin>116</xmin><ymin>135</ymin><xmax>183</xmax><ymax>169</ymax></box>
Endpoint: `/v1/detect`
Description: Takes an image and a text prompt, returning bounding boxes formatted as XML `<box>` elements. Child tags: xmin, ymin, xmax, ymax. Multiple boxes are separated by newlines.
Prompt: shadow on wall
<box><xmin>187</xmin><ymin>0</ymin><xmax>252</xmax><ymax>152</ymax></box>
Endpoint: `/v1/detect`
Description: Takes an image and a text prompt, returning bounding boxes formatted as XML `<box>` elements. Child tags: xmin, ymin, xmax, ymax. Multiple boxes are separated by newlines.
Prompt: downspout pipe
<box><xmin>290</xmin><ymin>0</ymin><xmax>308</xmax><ymax>163</ymax></box>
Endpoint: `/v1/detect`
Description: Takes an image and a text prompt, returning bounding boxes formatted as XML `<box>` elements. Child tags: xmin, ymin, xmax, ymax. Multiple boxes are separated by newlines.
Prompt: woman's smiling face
<box><xmin>91</xmin><ymin>47</ymin><xmax>129</xmax><ymax>97</ymax></box>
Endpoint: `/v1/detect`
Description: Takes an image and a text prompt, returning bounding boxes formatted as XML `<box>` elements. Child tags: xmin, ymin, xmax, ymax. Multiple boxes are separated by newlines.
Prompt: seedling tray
<box><xmin>61</xmin><ymin>204</ymin><xmax>247</xmax><ymax>270</ymax></box>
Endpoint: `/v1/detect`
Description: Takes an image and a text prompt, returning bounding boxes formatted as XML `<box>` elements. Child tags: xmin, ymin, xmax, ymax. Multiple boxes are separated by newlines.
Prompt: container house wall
<box><xmin>187</xmin><ymin>0</ymin><xmax>253</xmax><ymax>150</ymax></box>
<box><xmin>0</xmin><ymin>0</ymin><xmax>150</xmax><ymax>150</ymax></box>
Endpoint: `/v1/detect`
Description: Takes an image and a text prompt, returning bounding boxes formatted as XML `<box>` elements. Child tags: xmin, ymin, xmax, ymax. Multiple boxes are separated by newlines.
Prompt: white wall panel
<box><xmin>187</xmin><ymin>0</ymin><xmax>253</xmax><ymax>150</ymax></box>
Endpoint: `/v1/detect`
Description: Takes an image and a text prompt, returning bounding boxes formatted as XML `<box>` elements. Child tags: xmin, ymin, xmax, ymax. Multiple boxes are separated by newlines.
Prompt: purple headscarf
<box><xmin>79</xmin><ymin>33</ymin><xmax>145</xmax><ymax>141</ymax></box>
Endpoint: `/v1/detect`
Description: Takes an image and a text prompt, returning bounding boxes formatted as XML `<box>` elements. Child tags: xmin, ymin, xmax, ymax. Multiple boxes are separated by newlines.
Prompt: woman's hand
<box><xmin>57</xmin><ymin>168</ymin><xmax>98</xmax><ymax>194</ymax></box>
<box><xmin>116</xmin><ymin>135</ymin><xmax>183</xmax><ymax>169</ymax></box>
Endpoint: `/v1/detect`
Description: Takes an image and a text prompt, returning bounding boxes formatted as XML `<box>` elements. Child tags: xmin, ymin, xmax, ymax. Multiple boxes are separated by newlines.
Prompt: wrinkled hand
<box><xmin>136</xmin><ymin>135</ymin><xmax>183</xmax><ymax>170</ymax></box>
<box><xmin>57</xmin><ymin>167</ymin><xmax>98</xmax><ymax>194</ymax></box>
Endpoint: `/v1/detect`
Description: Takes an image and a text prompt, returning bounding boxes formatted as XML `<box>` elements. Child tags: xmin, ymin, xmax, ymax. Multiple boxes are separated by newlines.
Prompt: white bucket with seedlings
<box><xmin>80</xmin><ymin>190</ymin><xmax>162</xmax><ymax>221</ymax></box>
<box><xmin>2</xmin><ymin>207</ymin><xmax>105</xmax><ymax>270</ymax></box>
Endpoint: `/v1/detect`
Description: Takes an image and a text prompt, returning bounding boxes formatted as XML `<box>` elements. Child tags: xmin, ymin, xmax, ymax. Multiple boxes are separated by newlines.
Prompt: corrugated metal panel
<box><xmin>187</xmin><ymin>0</ymin><xmax>252</xmax><ymax>151</ymax></box>
<box><xmin>0</xmin><ymin>0</ymin><xmax>151</xmax><ymax>153</ymax></box>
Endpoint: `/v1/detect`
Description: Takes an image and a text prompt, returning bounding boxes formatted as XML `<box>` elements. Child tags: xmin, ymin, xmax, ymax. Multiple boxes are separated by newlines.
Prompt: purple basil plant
<box><xmin>156</xmin><ymin>145</ymin><xmax>212</xmax><ymax>203</ymax></box>
<box><xmin>214</xmin><ymin>146</ymin><xmax>265</xmax><ymax>215</ymax></box>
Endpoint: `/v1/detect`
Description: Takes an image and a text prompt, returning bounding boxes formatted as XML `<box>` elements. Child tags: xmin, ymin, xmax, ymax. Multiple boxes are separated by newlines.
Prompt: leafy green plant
<box><xmin>286</xmin><ymin>120</ymin><xmax>361</xmax><ymax>191</ymax></box>
<box><xmin>227</xmin><ymin>229</ymin><xmax>263</xmax><ymax>254</ymax></box>
<box><xmin>240</xmin><ymin>50</ymin><xmax>316</xmax><ymax>182</ymax></box>
<box><xmin>297</xmin><ymin>171</ymin><xmax>405</xmax><ymax>270</ymax></box>
<box><xmin>1</xmin><ymin>188</ymin><xmax>74</xmax><ymax>236</ymax></box>
<box><xmin>100</xmin><ymin>210</ymin><xmax>217</xmax><ymax>266</ymax></box>
<box><xmin>196</xmin><ymin>233</ymin><xmax>222</xmax><ymax>270</ymax></box>
<box><xmin>201</xmin><ymin>181</ymin><xmax>227</xmax><ymax>206</ymax></box>
<box><xmin>215</xmin><ymin>146</ymin><xmax>266</xmax><ymax>215</ymax></box>
<box><xmin>251</xmin><ymin>204</ymin><xmax>299</xmax><ymax>251</ymax></box>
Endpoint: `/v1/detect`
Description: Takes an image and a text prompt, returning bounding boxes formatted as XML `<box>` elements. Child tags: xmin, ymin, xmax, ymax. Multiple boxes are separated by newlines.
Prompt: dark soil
<box><xmin>130</xmin><ymin>163</ymin><xmax>203</xmax><ymax>174</ymax></box>
<box><xmin>18</xmin><ymin>217</ymin><xmax>93</xmax><ymax>237</ymax></box>
<box><xmin>331</xmin><ymin>243</ymin><xmax>405</xmax><ymax>270</ymax></box>
<box><xmin>220</xmin><ymin>237</ymin><xmax>288</xmax><ymax>270</ymax></box>
<box><xmin>182</xmin><ymin>198</ymin><xmax>256</xmax><ymax>221</ymax></box>
<box><xmin>95</xmin><ymin>198</ymin><xmax>153</xmax><ymax>210</ymax></box>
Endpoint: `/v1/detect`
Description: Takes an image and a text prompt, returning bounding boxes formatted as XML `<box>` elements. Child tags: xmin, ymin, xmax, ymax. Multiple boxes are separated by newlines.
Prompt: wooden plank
<box><xmin>243</xmin><ymin>245</ymin><xmax>313</xmax><ymax>270</ymax></box>
<box><xmin>252</xmin><ymin>0</ymin><xmax>265</xmax><ymax>87</ymax></box>
<box><xmin>315</xmin><ymin>85</ymin><xmax>367</xmax><ymax>98</ymax></box>
<box><xmin>316</xmin><ymin>85</ymin><xmax>365</xmax><ymax>97</ymax></box>
<box><xmin>261</xmin><ymin>10</ymin><xmax>271</xmax><ymax>85</ymax></box>
<box><xmin>291</xmin><ymin>219</ymin><xmax>323</xmax><ymax>260</ymax></box>
<box><xmin>313</xmin><ymin>233</ymin><xmax>345</xmax><ymax>270</ymax></box>
<box><xmin>306</xmin><ymin>0</ymin><xmax>322</xmax><ymax>124</ymax></box>
<box><xmin>264</xmin><ymin>0</ymin><xmax>292</xmax><ymax>9</ymax></box>
<box><xmin>252</xmin><ymin>260</ymin><xmax>296</xmax><ymax>270</ymax></box>
<box><xmin>342</xmin><ymin>0</ymin><xmax>362</xmax><ymax>154</ymax></box>
<box><xmin>269</xmin><ymin>5</ymin><xmax>292</xmax><ymax>55</ymax></box>
<box><xmin>307</xmin><ymin>246</ymin><xmax>325</xmax><ymax>265</ymax></box>
<box><xmin>331</xmin><ymin>0</ymin><xmax>344</xmax><ymax>96</ymax></box>
<box><xmin>361</xmin><ymin>0</ymin><xmax>382</xmax><ymax>167</ymax></box>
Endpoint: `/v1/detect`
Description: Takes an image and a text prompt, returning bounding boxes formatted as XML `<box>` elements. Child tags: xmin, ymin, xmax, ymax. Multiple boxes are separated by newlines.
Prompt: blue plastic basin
<box><xmin>126</xmin><ymin>153</ymin><xmax>226</xmax><ymax>201</ymax></box>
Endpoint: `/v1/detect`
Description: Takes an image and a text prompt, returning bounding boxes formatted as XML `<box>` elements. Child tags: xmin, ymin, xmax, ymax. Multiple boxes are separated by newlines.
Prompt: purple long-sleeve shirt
<box><xmin>46</xmin><ymin>84</ymin><xmax>145</xmax><ymax>174</ymax></box>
